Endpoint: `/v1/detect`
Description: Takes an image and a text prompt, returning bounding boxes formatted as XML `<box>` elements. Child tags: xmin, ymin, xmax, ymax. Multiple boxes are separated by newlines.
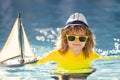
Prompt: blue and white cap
<box><xmin>65</xmin><ymin>12</ymin><xmax>88</xmax><ymax>28</ymax></box>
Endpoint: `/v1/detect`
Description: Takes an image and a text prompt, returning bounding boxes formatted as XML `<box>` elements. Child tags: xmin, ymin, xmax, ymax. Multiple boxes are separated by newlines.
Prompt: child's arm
<box><xmin>98</xmin><ymin>55</ymin><xmax>120</xmax><ymax>60</ymax></box>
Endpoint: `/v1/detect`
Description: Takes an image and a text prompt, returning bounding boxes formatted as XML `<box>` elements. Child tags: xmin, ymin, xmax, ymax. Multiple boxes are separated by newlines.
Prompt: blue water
<box><xmin>0</xmin><ymin>0</ymin><xmax>120</xmax><ymax>80</ymax></box>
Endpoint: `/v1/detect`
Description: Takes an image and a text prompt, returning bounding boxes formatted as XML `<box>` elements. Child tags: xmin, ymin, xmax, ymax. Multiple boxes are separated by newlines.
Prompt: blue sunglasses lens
<box><xmin>68</xmin><ymin>36</ymin><xmax>75</xmax><ymax>41</ymax></box>
<box><xmin>79</xmin><ymin>37</ymin><xmax>86</xmax><ymax>42</ymax></box>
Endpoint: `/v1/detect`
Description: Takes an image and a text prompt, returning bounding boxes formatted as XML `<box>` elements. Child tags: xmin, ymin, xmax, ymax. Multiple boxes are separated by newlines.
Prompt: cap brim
<box><xmin>65</xmin><ymin>20</ymin><xmax>88</xmax><ymax>28</ymax></box>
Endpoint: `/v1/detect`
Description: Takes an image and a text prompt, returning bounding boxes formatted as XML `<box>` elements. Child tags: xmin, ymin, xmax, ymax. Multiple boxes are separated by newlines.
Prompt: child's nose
<box><xmin>74</xmin><ymin>38</ymin><xmax>80</xmax><ymax>42</ymax></box>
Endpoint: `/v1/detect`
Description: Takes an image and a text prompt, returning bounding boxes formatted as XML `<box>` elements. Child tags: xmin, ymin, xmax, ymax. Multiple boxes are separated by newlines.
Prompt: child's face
<box><xmin>67</xmin><ymin>30</ymin><xmax>87</xmax><ymax>51</ymax></box>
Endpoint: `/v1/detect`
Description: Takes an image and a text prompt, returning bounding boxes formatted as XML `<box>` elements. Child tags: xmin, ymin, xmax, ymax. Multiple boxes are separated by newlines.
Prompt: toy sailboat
<box><xmin>0</xmin><ymin>13</ymin><xmax>37</xmax><ymax>67</ymax></box>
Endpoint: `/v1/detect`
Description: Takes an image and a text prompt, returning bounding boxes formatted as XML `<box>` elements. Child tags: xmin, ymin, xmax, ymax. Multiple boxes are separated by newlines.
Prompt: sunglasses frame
<box><xmin>66</xmin><ymin>34</ymin><xmax>88</xmax><ymax>42</ymax></box>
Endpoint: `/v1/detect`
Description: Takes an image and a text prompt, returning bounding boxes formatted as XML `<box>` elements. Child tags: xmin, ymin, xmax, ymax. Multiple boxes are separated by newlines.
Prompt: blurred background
<box><xmin>0</xmin><ymin>0</ymin><xmax>120</xmax><ymax>57</ymax></box>
<box><xmin>0</xmin><ymin>0</ymin><xmax>120</xmax><ymax>80</ymax></box>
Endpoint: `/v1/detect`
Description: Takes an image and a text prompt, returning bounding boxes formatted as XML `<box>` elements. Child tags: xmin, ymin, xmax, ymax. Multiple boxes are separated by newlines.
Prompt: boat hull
<box><xmin>0</xmin><ymin>58</ymin><xmax>38</xmax><ymax>67</ymax></box>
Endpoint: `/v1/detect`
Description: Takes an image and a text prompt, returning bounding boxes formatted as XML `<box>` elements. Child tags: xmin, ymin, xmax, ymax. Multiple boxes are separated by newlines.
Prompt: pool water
<box><xmin>87</xmin><ymin>58</ymin><xmax>120</xmax><ymax>80</ymax></box>
<box><xmin>0</xmin><ymin>0</ymin><xmax>120</xmax><ymax>80</ymax></box>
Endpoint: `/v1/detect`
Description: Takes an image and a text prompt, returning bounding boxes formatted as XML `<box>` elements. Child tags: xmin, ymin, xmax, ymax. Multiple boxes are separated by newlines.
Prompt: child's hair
<box><xmin>55</xmin><ymin>25</ymin><xmax>96</xmax><ymax>58</ymax></box>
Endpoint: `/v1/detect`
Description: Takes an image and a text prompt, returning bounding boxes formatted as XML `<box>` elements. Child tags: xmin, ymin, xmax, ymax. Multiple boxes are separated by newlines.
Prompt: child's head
<box><xmin>56</xmin><ymin>12</ymin><xmax>95</xmax><ymax>58</ymax></box>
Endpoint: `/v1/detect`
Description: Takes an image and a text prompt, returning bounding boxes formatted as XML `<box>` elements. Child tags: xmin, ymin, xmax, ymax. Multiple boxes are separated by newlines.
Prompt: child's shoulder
<box><xmin>90</xmin><ymin>51</ymin><xmax>100</xmax><ymax>58</ymax></box>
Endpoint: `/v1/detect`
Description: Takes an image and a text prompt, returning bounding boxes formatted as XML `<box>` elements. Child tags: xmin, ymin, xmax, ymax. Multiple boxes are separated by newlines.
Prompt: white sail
<box><xmin>0</xmin><ymin>18</ymin><xmax>21</xmax><ymax>62</ymax></box>
<box><xmin>0</xmin><ymin>14</ymin><xmax>37</xmax><ymax>64</ymax></box>
<box><xmin>21</xmin><ymin>24</ymin><xmax>36</xmax><ymax>58</ymax></box>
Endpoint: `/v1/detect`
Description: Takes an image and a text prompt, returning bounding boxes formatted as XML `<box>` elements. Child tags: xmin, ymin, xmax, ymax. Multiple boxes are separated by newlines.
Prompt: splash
<box><xmin>34</xmin><ymin>28</ymin><xmax>61</xmax><ymax>44</ymax></box>
<box><xmin>95</xmin><ymin>38</ymin><xmax>120</xmax><ymax>56</ymax></box>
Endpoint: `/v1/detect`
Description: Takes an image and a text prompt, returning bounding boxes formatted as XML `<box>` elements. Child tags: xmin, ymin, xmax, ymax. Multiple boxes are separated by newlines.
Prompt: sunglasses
<box><xmin>66</xmin><ymin>34</ymin><xmax>88</xmax><ymax>42</ymax></box>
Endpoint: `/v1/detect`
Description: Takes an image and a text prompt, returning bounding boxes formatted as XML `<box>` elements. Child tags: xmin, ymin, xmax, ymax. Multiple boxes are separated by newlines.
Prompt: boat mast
<box><xmin>18</xmin><ymin>13</ymin><xmax>24</xmax><ymax>63</ymax></box>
